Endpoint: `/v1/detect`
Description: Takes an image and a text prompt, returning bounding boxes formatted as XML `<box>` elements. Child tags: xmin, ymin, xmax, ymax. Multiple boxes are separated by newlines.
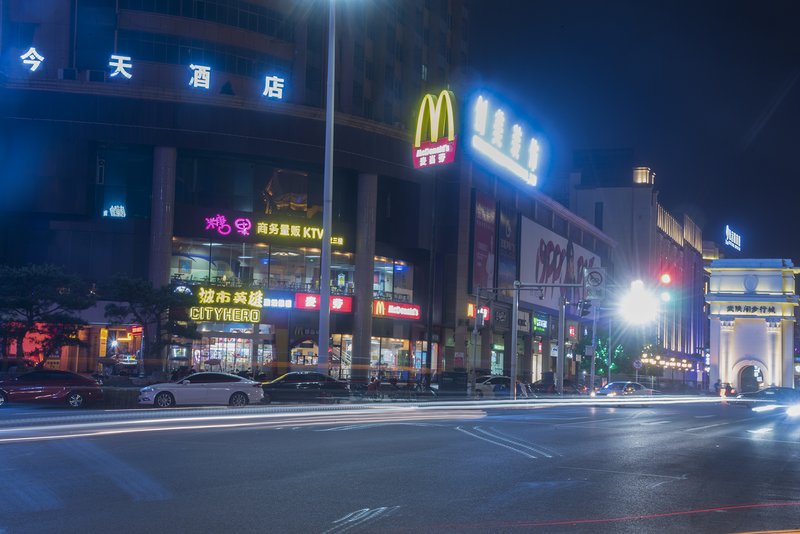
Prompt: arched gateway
<box><xmin>706</xmin><ymin>259</ymin><xmax>798</xmax><ymax>391</ymax></box>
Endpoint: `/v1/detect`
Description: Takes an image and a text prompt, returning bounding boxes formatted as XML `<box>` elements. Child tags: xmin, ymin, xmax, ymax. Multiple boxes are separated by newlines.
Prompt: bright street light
<box><xmin>618</xmin><ymin>279</ymin><xmax>659</xmax><ymax>325</ymax></box>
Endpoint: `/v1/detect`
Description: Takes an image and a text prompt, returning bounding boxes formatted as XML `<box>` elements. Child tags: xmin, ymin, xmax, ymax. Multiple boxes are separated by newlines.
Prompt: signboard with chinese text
<box><xmin>372</xmin><ymin>300</ymin><xmax>421</xmax><ymax>320</ymax></box>
<box><xmin>412</xmin><ymin>90</ymin><xmax>457</xmax><ymax>169</ymax></box>
<box><xmin>294</xmin><ymin>293</ymin><xmax>353</xmax><ymax>313</ymax></box>
<box><xmin>188</xmin><ymin>286</ymin><xmax>263</xmax><ymax>323</ymax></box>
<box><xmin>725</xmin><ymin>225</ymin><xmax>742</xmax><ymax>251</ymax></box>
<box><xmin>471</xmin><ymin>191</ymin><xmax>496</xmax><ymax>292</ymax></box>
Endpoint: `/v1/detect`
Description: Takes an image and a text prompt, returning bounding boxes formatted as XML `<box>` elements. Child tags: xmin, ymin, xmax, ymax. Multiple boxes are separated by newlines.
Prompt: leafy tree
<box><xmin>0</xmin><ymin>264</ymin><xmax>94</xmax><ymax>367</ymax></box>
<box><xmin>104</xmin><ymin>276</ymin><xmax>199</xmax><ymax>374</ymax></box>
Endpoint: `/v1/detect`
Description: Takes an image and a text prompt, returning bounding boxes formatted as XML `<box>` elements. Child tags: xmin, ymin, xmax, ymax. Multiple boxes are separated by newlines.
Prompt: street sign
<box><xmin>633</xmin><ymin>359</ymin><xmax>643</xmax><ymax>370</ymax></box>
<box><xmin>583</xmin><ymin>267</ymin><xmax>606</xmax><ymax>301</ymax></box>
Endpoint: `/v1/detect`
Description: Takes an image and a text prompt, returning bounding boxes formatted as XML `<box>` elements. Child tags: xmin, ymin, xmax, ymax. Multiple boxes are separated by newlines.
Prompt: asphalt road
<box><xmin>1</xmin><ymin>399</ymin><xmax>799</xmax><ymax>533</ymax></box>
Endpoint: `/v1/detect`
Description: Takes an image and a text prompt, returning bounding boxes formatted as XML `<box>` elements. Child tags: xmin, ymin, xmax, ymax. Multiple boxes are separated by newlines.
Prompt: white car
<box><xmin>473</xmin><ymin>375</ymin><xmax>511</xmax><ymax>399</ymax></box>
<box><xmin>593</xmin><ymin>381</ymin><xmax>658</xmax><ymax>397</ymax></box>
<box><xmin>139</xmin><ymin>372</ymin><xmax>264</xmax><ymax>408</ymax></box>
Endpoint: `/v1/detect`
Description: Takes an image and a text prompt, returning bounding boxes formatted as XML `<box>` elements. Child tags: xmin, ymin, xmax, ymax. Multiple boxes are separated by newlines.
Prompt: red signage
<box><xmin>413</xmin><ymin>138</ymin><xmax>457</xmax><ymax>169</ymax></box>
<box><xmin>294</xmin><ymin>293</ymin><xmax>352</xmax><ymax>313</ymax></box>
<box><xmin>466</xmin><ymin>303</ymin><xmax>490</xmax><ymax>321</ymax></box>
<box><xmin>373</xmin><ymin>300</ymin><xmax>421</xmax><ymax>320</ymax></box>
<box><xmin>131</xmin><ymin>325</ymin><xmax>143</xmax><ymax>335</ymax></box>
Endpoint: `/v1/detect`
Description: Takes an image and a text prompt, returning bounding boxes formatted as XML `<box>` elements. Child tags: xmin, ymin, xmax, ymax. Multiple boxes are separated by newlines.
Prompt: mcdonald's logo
<box><xmin>372</xmin><ymin>299</ymin><xmax>421</xmax><ymax>320</ymax></box>
<box><xmin>373</xmin><ymin>300</ymin><xmax>386</xmax><ymax>316</ymax></box>
<box><xmin>412</xmin><ymin>90</ymin><xmax>457</xmax><ymax>169</ymax></box>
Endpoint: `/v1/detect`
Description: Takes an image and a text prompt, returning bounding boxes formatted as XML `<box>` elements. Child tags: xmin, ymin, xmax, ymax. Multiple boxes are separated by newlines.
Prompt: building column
<box><xmin>719</xmin><ymin>320</ymin><xmax>734</xmax><ymax>384</ymax></box>
<box><xmin>453</xmin><ymin>163</ymin><xmax>473</xmax><ymax>371</ymax></box>
<box><xmin>782</xmin><ymin>320</ymin><xmax>794</xmax><ymax>387</ymax></box>
<box><xmin>767</xmin><ymin>319</ymin><xmax>781</xmax><ymax>386</ymax></box>
<box><xmin>480</xmin><ymin>327</ymin><xmax>492</xmax><ymax>373</ymax></box>
<box><xmin>148</xmin><ymin>146</ymin><xmax>177</xmax><ymax>287</ymax></box>
<box><xmin>351</xmin><ymin>173</ymin><xmax>377</xmax><ymax>384</ymax></box>
<box><xmin>521</xmin><ymin>335</ymin><xmax>533</xmax><ymax>383</ymax></box>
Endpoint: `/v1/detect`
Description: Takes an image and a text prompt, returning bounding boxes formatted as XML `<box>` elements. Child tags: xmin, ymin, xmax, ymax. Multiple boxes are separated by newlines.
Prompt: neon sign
<box><xmin>294</xmin><ymin>293</ymin><xmax>353</xmax><ymax>313</ymax></box>
<box><xmin>412</xmin><ymin>90</ymin><xmax>457</xmax><ymax>169</ymax></box>
<box><xmin>109</xmin><ymin>55</ymin><xmax>133</xmax><ymax>79</ymax></box>
<box><xmin>189</xmin><ymin>307</ymin><xmax>260</xmax><ymax>323</ymax></box>
<box><xmin>20</xmin><ymin>47</ymin><xmax>44</xmax><ymax>71</ymax></box>
<box><xmin>471</xmin><ymin>95</ymin><xmax>540</xmax><ymax>186</ymax></box>
<box><xmin>203</xmin><ymin>213</ymin><xmax>344</xmax><ymax>245</ymax></box>
<box><xmin>263</xmin><ymin>75</ymin><xmax>285</xmax><ymax>99</ymax></box>
<box><xmin>466</xmin><ymin>303</ymin><xmax>490</xmax><ymax>321</ymax></box>
<box><xmin>373</xmin><ymin>300</ymin><xmax>421</xmax><ymax>320</ymax></box>
<box><xmin>197</xmin><ymin>287</ymin><xmax>263</xmax><ymax>308</ymax></box>
<box><xmin>725</xmin><ymin>225</ymin><xmax>741</xmax><ymax>251</ymax></box>
<box><xmin>103</xmin><ymin>205</ymin><xmax>127</xmax><ymax>218</ymax></box>
<box><xmin>189</xmin><ymin>64</ymin><xmax>211</xmax><ymax>89</ymax></box>
<box><xmin>263</xmin><ymin>297</ymin><xmax>293</xmax><ymax>309</ymax></box>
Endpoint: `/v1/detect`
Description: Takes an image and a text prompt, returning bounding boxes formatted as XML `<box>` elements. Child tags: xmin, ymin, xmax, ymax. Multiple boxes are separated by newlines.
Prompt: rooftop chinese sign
<box><xmin>412</xmin><ymin>90</ymin><xmax>457</xmax><ymax>169</ymax></box>
<box><xmin>471</xmin><ymin>95</ymin><xmax>540</xmax><ymax>186</ymax></box>
<box><xmin>725</xmin><ymin>225</ymin><xmax>742</xmax><ymax>252</ymax></box>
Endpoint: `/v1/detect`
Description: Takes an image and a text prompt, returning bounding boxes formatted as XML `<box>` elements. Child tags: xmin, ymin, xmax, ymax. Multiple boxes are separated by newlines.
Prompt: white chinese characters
<box><xmin>20</xmin><ymin>47</ymin><xmax>44</xmax><ymax>71</ymax></box>
<box><xmin>189</xmin><ymin>64</ymin><xmax>211</xmax><ymax>89</ymax></box>
<box><xmin>263</xmin><ymin>75</ymin><xmax>285</xmax><ymax>99</ymax></box>
<box><xmin>109</xmin><ymin>54</ymin><xmax>133</xmax><ymax>79</ymax></box>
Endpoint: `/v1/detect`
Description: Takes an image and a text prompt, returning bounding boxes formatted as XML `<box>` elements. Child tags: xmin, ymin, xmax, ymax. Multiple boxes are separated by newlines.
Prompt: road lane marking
<box><xmin>558</xmin><ymin>466</ymin><xmax>687</xmax><ymax>480</ymax></box>
<box><xmin>472</xmin><ymin>426</ymin><xmax>553</xmax><ymax>458</ymax></box>
<box><xmin>455</xmin><ymin>426</ymin><xmax>538</xmax><ymax>459</ymax></box>
<box><xmin>483</xmin><ymin>426</ymin><xmax>558</xmax><ymax>458</ymax></box>
<box><xmin>684</xmin><ymin>421</ymin><xmax>731</xmax><ymax>432</ymax></box>
<box><xmin>640</xmin><ymin>420</ymin><xmax>671</xmax><ymax>425</ymax></box>
<box><xmin>694</xmin><ymin>415</ymin><xmax>715</xmax><ymax>419</ymax></box>
<box><xmin>325</xmin><ymin>506</ymin><xmax>400</xmax><ymax>534</ymax></box>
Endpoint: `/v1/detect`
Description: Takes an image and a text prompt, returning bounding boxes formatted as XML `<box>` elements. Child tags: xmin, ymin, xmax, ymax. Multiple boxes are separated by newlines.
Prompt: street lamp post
<box><xmin>317</xmin><ymin>0</ymin><xmax>336</xmax><ymax>374</ymax></box>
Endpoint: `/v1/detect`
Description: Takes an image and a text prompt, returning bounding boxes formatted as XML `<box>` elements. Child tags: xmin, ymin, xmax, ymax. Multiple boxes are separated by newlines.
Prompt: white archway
<box><xmin>731</xmin><ymin>358</ymin><xmax>769</xmax><ymax>393</ymax></box>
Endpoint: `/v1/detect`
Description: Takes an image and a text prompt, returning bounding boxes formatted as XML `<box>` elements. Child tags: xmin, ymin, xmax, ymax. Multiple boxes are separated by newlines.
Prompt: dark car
<box><xmin>0</xmin><ymin>370</ymin><xmax>103</xmax><ymax>408</ymax></box>
<box><xmin>530</xmin><ymin>379</ymin><xmax>583</xmax><ymax>396</ymax></box>
<box><xmin>735</xmin><ymin>387</ymin><xmax>800</xmax><ymax>409</ymax></box>
<box><xmin>262</xmin><ymin>372</ymin><xmax>349</xmax><ymax>404</ymax></box>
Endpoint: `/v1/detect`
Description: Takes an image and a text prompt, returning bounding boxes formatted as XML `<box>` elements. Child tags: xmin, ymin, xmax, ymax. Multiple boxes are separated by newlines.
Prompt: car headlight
<box><xmin>140</xmin><ymin>387</ymin><xmax>154</xmax><ymax>393</ymax></box>
<box><xmin>786</xmin><ymin>404</ymin><xmax>800</xmax><ymax>418</ymax></box>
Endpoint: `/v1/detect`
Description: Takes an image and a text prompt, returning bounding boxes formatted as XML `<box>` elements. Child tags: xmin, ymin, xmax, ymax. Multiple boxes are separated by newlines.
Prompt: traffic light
<box><xmin>579</xmin><ymin>300</ymin><xmax>592</xmax><ymax>317</ymax></box>
<box><xmin>659</xmin><ymin>272</ymin><xmax>672</xmax><ymax>302</ymax></box>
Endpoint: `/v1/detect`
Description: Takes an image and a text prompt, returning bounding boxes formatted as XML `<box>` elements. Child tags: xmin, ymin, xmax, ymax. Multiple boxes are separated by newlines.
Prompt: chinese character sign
<box><xmin>470</xmin><ymin>95</ymin><xmax>540</xmax><ymax>187</ymax></box>
<box><xmin>20</xmin><ymin>47</ymin><xmax>44</xmax><ymax>71</ymax></box>
<box><xmin>109</xmin><ymin>55</ymin><xmax>133</xmax><ymax>79</ymax></box>
<box><xmin>189</xmin><ymin>64</ymin><xmax>211</xmax><ymax>89</ymax></box>
<box><xmin>263</xmin><ymin>75</ymin><xmax>285</xmax><ymax>99</ymax></box>
<box><xmin>198</xmin><ymin>211</ymin><xmax>344</xmax><ymax>245</ymax></box>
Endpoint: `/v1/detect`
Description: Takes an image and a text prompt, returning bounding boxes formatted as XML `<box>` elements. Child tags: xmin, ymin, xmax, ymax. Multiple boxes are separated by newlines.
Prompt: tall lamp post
<box><xmin>317</xmin><ymin>0</ymin><xmax>336</xmax><ymax>374</ymax></box>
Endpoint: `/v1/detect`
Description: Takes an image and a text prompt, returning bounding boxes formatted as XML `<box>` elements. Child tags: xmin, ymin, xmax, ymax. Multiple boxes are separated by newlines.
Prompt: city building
<box><xmin>0</xmin><ymin>0</ymin><xmax>469</xmax><ymax>377</ymax></box>
<box><xmin>569</xmin><ymin>151</ymin><xmax>707</xmax><ymax>377</ymax></box>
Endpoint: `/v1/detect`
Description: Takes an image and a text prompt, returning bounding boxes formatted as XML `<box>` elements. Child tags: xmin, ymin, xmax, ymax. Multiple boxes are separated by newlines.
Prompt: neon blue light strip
<box><xmin>471</xmin><ymin>135</ymin><xmax>537</xmax><ymax>186</ymax></box>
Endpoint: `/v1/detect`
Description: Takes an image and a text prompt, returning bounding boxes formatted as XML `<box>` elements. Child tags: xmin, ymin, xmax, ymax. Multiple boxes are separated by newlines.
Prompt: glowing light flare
<box><xmin>473</xmin><ymin>95</ymin><xmax>489</xmax><ymax>135</ymax></box>
<box><xmin>471</xmin><ymin>135</ymin><xmax>537</xmax><ymax>186</ymax></box>
<box><xmin>660</xmin><ymin>273</ymin><xmax>672</xmax><ymax>284</ymax></box>
<box><xmin>527</xmin><ymin>138</ymin><xmax>540</xmax><ymax>172</ymax></box>
<box><xmin>510</xmin><ymin>124</ymin><xmax>523</xmax><ymax>160</ymax></box>
<box><xmin>618</xmin><ymin>280</ymin><xmax>660</xmax><ymax>325</ymax></box>
<box><xmin>491</xmin><ymin>109</ymin><xmax>505</xmax><ymax>148</ymax></box>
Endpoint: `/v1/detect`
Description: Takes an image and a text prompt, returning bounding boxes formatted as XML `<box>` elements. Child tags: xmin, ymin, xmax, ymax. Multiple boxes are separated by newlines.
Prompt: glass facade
<box><xmin>373</xmin><ymin>256</ymin><xmax>414</xmax><ymax>302</ymax></box>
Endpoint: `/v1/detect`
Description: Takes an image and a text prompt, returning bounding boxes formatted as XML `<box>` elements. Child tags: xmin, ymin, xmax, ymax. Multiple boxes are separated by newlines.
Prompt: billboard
<box><xmin>471</xmin><ymin>191</ymin><xmax>496</xmax><ymax>292</ymax></box>
<box><xmin>519</xmin><ymin>216</ymin><xmax>600</xmax><ymax>311</ymax></box>
<box><xmin>496</xmin><ymin>204</ymin><xmax>518</xmax><ymax>298</ymax></box>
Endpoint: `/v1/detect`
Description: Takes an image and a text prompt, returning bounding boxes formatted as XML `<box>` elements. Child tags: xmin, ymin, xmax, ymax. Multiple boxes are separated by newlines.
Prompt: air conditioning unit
<box><xmin>59</xmin><ymin>68</ymin><xmax>77</xmax><ymax>80</ymax></box>
<box><xmin>86</xmin><ymin>70</ymin><xmax>105</xmax><ymax>82</ymax></box>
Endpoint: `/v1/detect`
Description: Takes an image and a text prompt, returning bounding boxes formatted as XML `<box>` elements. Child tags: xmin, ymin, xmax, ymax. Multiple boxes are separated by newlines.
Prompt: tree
<box><xmin>104</xmin><ymin>276</ymin><xmax>199</xmax><ymax>375</ymax></box>
<box><xmin>0</xmin><ymin>264</ymin><xmax>94</xmax><ymax>367</ymax></box>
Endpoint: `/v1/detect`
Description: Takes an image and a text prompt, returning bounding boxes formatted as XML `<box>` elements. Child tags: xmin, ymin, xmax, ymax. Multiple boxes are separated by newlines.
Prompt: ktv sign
<box><xmin>413</xmin><ymin>90</ymin><xmax>457</xmax><ymax>169</ymax></box>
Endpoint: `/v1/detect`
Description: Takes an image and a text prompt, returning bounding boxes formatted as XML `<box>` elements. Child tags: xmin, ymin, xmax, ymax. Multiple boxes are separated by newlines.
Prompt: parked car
<box><xmin>261</xmin><ymin>372</ymin><xmax>349</xmax><ymax>404</ymax></box>
<box><xmin>472</xmin><ymin>375</ymin><xmax>511</xmax><ymax>399</ymax></box>
<box><xmin>530</xmin><ymin>379</ymin><xmax>583</xmax><ymax>396</ymax></box>
<box><xmin>735</xmin><ymin>387</ymin><xmax>800</xmax><ymax>409</ymax></box>
<box><xmin>593</xmin><ymin>381</ymin><xmax>658</xmax><ymax>397</ymax></box>
<box><xmin>0</xmin><ymin>370</ymin><xmax>103</xmax><ymax>408</ymax></box>
<box><xmin>138</xmin><ymin>372</ymin><xmax>263</xmax><ymax>407</ymax></box>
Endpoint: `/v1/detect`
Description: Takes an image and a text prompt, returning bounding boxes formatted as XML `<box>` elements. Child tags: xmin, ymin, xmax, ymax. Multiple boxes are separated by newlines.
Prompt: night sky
<box><xmin>468</xmin><ymin>0</ymin><xmax>800</xmax><ymax>260</ymax></box>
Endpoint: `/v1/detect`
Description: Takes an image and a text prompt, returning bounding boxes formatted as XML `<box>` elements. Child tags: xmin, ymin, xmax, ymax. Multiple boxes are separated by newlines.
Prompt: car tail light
<box><xmin>253</xmin><ymin>383</ymin><xmax>262</xmax><ymax>388</ymax></box>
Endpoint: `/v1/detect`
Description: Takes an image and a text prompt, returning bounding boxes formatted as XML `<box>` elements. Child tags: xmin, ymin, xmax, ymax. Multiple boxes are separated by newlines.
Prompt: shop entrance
<box><xmin>739</xmin><ymin>364</ymin><xmax>763</xmax><ymax>393</ymax></box>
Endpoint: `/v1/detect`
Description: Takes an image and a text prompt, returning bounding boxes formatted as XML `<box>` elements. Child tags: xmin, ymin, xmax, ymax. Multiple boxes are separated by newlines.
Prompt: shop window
<box><xmin>170</xmin><ymin>238</ymin><xmax>269</xmax><ymax>285</ymax></box>
<box><xmin>269</xmin><ymin>247</ymin><xmax>318</xmax><ymax>291</ymax></box>
<box><xmin>373</xmin><ymin>256</ymin><xmax>413</xmax><ymax>302</ymax></box>
<box><xmin>370</xmin><ymin>337</ymin><xmax>410</xmax><ymax>379</ymax></box>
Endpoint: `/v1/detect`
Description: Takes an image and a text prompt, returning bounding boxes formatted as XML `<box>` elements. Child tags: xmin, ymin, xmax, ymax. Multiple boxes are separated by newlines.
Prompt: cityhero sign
<box><xmin>413</xmin><ymin>90</ymin><xmax>457</xmax><ymax>169</ymax></box>
<box><xmin>188</xmin><ymin>286</ymin><xmax>263</xmax><ymax>323</ymax></box>
<box><xmin>471</xmin><ymin>95</ymin><xmax>540</xmax><ymax>186</ymax></box>
<box><xmin>373</xmin><ymin>300</ymin><xmax>421</xmax><ymax>320</ymax></box>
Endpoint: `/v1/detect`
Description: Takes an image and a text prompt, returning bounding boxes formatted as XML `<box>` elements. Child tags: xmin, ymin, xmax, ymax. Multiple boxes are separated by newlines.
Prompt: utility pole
<box><xmin>589</xmin><ymin>304</ymin><xmax>598</xmax><ymax>392</ymax></box>
<box><xmin>470</xmin><ymin>287</ymin><xmax>481</xmax><ymax>396</ymax></box>
<box><xmin>556</xmin><ymin>295</ymin><xmax>567</xmax><ymax>395</ymax></box>
<box><xmin>510</xmin><ymin>281</ymin><xmax>520</xmax><ymax>400</ymax></box>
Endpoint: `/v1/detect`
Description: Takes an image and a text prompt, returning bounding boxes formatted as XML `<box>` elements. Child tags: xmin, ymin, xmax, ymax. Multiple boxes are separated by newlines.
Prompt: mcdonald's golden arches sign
<box><xmin>412</xmin><ymin>90</ymin><xmax>457</xmax><ymax>169</ymax></box>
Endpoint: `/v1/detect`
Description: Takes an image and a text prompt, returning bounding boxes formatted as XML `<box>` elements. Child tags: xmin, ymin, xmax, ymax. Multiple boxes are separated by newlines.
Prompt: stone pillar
<box><xmin>453</xmin><ymin>163</ymin><xmax>473</xmax><ymax>370</ymax></box>
<box><xmin>767</xmin><ymin>320</ymin><xmax>781</xmax><ymax>386</ymax></box>
<box><xmin>351</xmin><ymin>173</ymin><xmax>377</xmax><ymax>384</ymax></box>
<box><xmin>149</xmin><ymin>146</ymin><xmax>177</xmax><ymax>287</ymax></box>
<box><xmin>480</xmin><ymin>327</ymin><xmax>492</xmax><ymax>373</ymax></box>
<box><xmin>782</xmin><ymin>320</ymin><xmax>794</xmax><ymax>387</ymax></box>
<box><xmin>521</xmin><ymin>335</ymin><xmax>533</xmax><ymax>383</ymax></box>
<box><xmin>719</xmin><ymin>320</ymin><xmax>734</xmax><ymax>384</ymax></box>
